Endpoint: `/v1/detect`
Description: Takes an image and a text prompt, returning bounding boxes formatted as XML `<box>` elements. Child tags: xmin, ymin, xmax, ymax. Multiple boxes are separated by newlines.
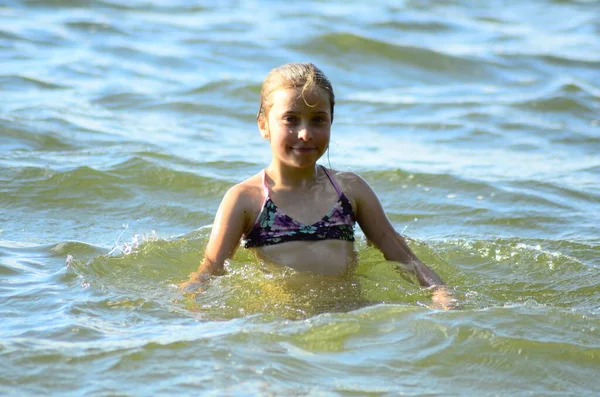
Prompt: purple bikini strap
<box><xmin>263</xmin><ymin>166</ymin><xmax>341</xmax><ymax>197</ymax></box>
<box><xmin>321</xmin><ymin>166</ymin><xmax>342</xmax><ymax>196</ymax></box>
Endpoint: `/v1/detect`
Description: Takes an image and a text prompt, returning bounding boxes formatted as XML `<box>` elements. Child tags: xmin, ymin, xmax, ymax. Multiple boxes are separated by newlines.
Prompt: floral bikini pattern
<box><xmin>243</xmin><ymin>168</ymin><xmax>356</xmax><ymax>248</ymax></box>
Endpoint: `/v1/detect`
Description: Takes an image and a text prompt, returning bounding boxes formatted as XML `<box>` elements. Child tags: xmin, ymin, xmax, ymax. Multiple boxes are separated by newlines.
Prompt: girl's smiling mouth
<box><xmin>291</xmin><ymin>147</ymin><xmax>317</xmax><ymax>152</ymax></box>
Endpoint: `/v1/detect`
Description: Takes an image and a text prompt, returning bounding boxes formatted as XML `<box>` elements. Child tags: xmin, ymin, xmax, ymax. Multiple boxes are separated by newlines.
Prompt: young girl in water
<box><xmin>181</xmin><ymin>62</ymin><xmax>455</xmax><ymax>310</ymax></box>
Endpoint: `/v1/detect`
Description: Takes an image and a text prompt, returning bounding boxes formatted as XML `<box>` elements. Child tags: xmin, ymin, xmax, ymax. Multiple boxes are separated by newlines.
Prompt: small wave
<box><xmin>0</xmin><ymin>29</ymin><xmax>23</xmax><ymax>42</ymax></box>
<box><xmin>0</xmin><ymin>240</ymin><xmax>107</xmax><ymax>264</ymax></box>
<box><xmin>50</xmin><ymin>241</ymin><xmax>107</xmax><ymax>257</ymax></box>
<box><xmin>92</xmin><ymin>92</ymin><xmax>155</xmax><ymax>110</ymax></box>
<box><xmin>36</xmin><ymin>165</ymin><xmax>134</xmax><ymax>203</ymax></box>
<box><xmin>2</xmin><ymin>155</ymin><xmax>235</xmax><ymax>212</ymax></box>
<box><xmin>109</xmin><ymin>156</ymin><xmax>233</xmax><ymax>192</ymax></box>
<box><xmin>0</xmin><ymin>20</ymin><xmax>72</xmax><ymax>47</ymax></box>
<box><xmin>373</xmin><ymin>19</ymin><xmax>456</xmax><ymax>33</ymax></box>
<box><xmin>506</xmin><ymin>178</ymin><xmax>599</xmax><ymax>207</ymax></box>
<box><xmin>0</xmin><ymin>120</ymin><xmax>74</xmax><ymax>151</ymax></box>
<box><xmin>519</xmin><ymin>95</ymin><xmax>598</xmax><ymax>115</ymax></box>
<box><xmin>552</xmin><ymin>134</ymin><xmax>600</xmax><ymax>148</ymax></box>
<box><xmin>294</xmin><ymin>32</ymin><xmax>494</xmax><ymax>79</ymax></box>
<box><xmin>98</xmin><ymin>43</ymin><xmax>190</xmax><ymax>72</ymax></box>
<box><xmin>180</xmin><ymin>79</ymin><xmax>260</xmax><ymax>105</ymax></box>
<box><xmin>360</xmin><ymin>168</ymin><xmax>501</xmax><ymax>204</ymax></box>
<box><xmin>68</xmin><ymin>228</ymin><xmax>208</xmax><ymax>282</ymax></box>
<box><xmin>435</xmin><ymin>237</ymin><xmax>599</xmax><ymax>308</ymax></box>
<box><xmin>137</xmin><ymin>100</ymin><xmax>250</xmax><ymax>119</ymax></box>
<box><xmin>578</xmin><ymin>164</ymin><xmax>600</xmax><ymax>174</ymax></box>
<box><xmin>95</xmin><ymin>0</ymin><xmax>207</xmax><ymax>13</ymax></box>
<box><xmin>64</xmin><ymin>20</ymin><xmax>127</xmax><ymax>36</ymax></box>
<box><xmin>538</xmin><ymin>53</ymin><xmax>600</xmax><ymax>66</ymax></box>
<box><xmin>0</xmin><ymin>74</ymin><xmax>67</xmax><ymax>91</ymax></box>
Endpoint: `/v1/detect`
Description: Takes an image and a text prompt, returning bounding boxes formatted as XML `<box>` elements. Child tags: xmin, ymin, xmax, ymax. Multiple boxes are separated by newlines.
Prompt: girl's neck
<box><xmin>266</xmin><ymin>162</ymin><xmax>320</xmax><ymax>189</ymax></box>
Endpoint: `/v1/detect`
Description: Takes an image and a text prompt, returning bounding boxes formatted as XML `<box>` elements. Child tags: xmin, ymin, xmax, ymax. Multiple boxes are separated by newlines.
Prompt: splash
<box><xmin>106</xmin><ymin>224</ymin><xmax>159</xmax><ymax>256</ymax></box>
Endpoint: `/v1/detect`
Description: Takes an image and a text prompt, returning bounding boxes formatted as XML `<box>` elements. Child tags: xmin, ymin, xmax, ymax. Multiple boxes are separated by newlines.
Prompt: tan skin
<box><xmin>181</xmin><ymin>86</ymin><xmax>456</xmax><ymax>310</ymax></box>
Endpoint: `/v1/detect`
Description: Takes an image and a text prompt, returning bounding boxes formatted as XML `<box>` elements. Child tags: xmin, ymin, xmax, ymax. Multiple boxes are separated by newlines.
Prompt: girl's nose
<box><xmin>297</xmin><ymin>123</ymin><xmax>313</xmax><ymax>141</ymax></box>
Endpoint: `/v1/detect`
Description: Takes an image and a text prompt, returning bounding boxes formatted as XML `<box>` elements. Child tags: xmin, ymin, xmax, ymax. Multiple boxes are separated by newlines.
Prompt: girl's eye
<box><xmin>313</xmin><ymin>116</ymin><xmax>327</xmax><ymax>124</ymax></box>
<box><xmin>283</xmin><ymin>115</ymin><xmax>298</xmax><ymax>124</ymax></box>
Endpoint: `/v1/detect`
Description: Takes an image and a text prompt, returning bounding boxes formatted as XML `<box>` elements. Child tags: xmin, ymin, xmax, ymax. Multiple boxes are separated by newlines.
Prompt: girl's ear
<box><xmin>257</xmin><ymin>116</ymin><xmax>269</xmax><ymax>139</ymax></box>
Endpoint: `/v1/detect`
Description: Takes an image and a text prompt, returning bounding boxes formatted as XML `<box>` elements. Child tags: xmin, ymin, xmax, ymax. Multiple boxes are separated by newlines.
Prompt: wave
<box><xmin>517</xmin><ymin>95</ymin><xmax>598</xmax><ymax>115</ymax></box>
<box><xmin>34</xmin><ymin>229</ymin><xmax>595</xmax><ymax>320</ymax></box>
<box><xmin>0</xmin><ymin>158</ymin><xmax>234</xmax><ymax>229</ymax></box>
<box><xmin>181</xmin><ymin>79</ymin><xmax>260</xmax><ymax>100</ymax></box>
<box><xmin>64</xmin><ymin>20</ymin><xmax>128</xmax><ymax>36</ymax></box>
<box><xmin>373</xmin><ymin>19</ymin><xmax>457</xmax><ymax>33</ymax></box>
<box><xmin>0</xmin><ymin>74</ymin><xmax>67</xmax><ymax>90</ymax></box>
<box><xmin>362</xmin><ymin>168</ymin><xmax>591</xmax><ymax>212</ymax></box>
<box><xmin>2</xmin><ymin>219</ymin><xmax>597</xmax><ymax>325</ymax></box>
<box><xmin>0</xmin><ymin>120</ymin><xmax>75</xmax><ymax>151</ymax></box>
<box><xmin>92</xmin><ymin>79</ymin><xmax>258</xmax><ymax>117</ymax></box>
<box><xmin>294</xmin><ymin>32</ymin><xmax>496</xmax><ymax>80</ymax></box>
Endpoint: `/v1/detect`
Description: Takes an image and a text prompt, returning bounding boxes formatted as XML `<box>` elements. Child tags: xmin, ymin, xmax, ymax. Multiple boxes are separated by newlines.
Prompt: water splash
<box><xmin>106</xmin><ymin>224</ymin><xmax>159</xmax><ymax>256</ymax></box>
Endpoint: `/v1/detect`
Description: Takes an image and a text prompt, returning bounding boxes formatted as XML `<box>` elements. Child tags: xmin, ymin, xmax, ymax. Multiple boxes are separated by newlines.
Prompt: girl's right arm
<box><xmin>180</xmin><ymin>184</ymin><xmax>251</xmax><ymax>293</ymax></box>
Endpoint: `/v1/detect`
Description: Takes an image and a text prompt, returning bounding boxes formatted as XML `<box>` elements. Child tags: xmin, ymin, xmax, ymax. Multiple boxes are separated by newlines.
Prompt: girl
<box><xmin>181</xmin><ymin>62</ymin><xmax>456</xmax><ymax>310</ymax></box>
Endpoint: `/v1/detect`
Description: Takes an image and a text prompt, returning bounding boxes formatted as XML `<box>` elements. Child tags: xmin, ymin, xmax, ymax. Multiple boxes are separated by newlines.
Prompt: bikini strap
<box><xmin>261</xmin><ymin>169</ymin><xmax>270</xmax><ymax>198</ymax></box>
<box><xmin>321</xmin><ymin>165</ymin><xmax>343</xmax><ymax>196</ymax></box>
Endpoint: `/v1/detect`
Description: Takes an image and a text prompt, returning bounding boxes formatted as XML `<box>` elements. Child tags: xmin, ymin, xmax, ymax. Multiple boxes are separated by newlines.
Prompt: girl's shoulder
<box><xmin>328</xmin><ymin>169</ymin><xmax>370</xmax><ymax>203</ymax></box>
<box><xmin>325</xmin><ymin>169</ymin><xmax>368</xmax><ymax>191</ymax></box>
<box><xmin>224</xmin><ymin>171</ymin><xmax>266</xmax><ymax>206</ymax></box>
<box><xmin>326</xmin><ymin>168</ymin><xmax>376</xmax><ymax>204</ymax></box>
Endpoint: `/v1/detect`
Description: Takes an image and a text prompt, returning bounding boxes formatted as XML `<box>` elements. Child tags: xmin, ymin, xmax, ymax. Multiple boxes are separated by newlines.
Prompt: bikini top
<box><xmin>242</xmin><ymin>166</ymin><xmax>356</xmax><ymax>248</ymax></box>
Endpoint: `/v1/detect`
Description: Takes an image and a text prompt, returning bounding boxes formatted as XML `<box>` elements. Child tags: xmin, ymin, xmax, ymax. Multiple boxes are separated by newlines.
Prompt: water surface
<box><xmin>1</xmin><ymin>0</ymin><xmax>599</xmax><ymax>395</ymax></box>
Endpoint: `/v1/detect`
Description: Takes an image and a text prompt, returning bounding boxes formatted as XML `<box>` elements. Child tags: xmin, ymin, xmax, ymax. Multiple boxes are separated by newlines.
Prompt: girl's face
<box><xmin>259</xmin><ymin>86</ymin><xmax>332</xmax><ymax>169</ymax></box>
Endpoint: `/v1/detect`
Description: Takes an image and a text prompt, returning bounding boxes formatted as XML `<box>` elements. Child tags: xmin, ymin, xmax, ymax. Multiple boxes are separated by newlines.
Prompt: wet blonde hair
<box><xmin>257</xmin><ymin>62</ymin><xmax>335</xmax><ymax>123</ymax></box>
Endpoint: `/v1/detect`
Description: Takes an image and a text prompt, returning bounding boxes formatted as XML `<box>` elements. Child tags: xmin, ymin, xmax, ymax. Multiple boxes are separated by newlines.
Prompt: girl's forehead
<box><xmin>270</xmin><ymin>86</ymin><xmax>330</xmax><ymax>110</ymax></box>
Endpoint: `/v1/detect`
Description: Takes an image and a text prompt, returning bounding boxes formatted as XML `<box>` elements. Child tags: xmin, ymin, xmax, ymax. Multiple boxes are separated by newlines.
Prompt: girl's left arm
<box><xmin>348</xmin><ymin>173</ymin><xmax>456</xmax><ymax>309</ymax></box>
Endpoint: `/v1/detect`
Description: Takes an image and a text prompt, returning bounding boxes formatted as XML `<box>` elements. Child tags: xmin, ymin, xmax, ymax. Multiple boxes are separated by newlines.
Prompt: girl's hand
<box><xmin>179</xmin><ymin>272</ymin><xmax>208</xmax><ymax>295</ymax></box>
<box><xmin>430</xmin><ymin>286</ymin><xmax>459</xmax><ymax>310</ymax></box>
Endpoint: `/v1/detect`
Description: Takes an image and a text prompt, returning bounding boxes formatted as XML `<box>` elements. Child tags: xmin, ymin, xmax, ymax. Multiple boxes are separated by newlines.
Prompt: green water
<box><xmin>1</xmin><ymin>0</ymin><xmax>599</xmax><ymax>395</ymax></box>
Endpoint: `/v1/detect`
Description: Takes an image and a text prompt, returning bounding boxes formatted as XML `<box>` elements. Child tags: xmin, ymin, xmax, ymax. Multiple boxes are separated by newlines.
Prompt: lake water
<box><xmin>1</xmin><ymin>0</ymin><xmax>599</xmax><ymax>395</ymax></box>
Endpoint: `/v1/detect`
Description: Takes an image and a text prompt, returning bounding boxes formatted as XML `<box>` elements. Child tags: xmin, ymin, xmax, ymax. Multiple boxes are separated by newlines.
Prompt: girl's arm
<box><xmin>180</xmin><ymin>184</ymin><xmax>251</xmax><ymax>293</ymax></box>
<box><xmin>349</xmin><ymin>173</ymin><xmax>456</xmax><ymax>309</ymax></box>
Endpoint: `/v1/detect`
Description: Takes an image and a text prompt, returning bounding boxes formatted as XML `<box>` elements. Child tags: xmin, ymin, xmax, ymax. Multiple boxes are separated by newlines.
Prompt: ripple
<box><xmin>96</xmin><ymin>0</ymin><xmax>208</xmax><ymax>13</ymax></box>
<box><xmin>0</xmin><ymin>29</ymin><xmax>23</xmax><ymax>42</ymax></box>
<box><xmin>519</xmin><ymin>95</ymin><xmax>598</xmax><ymax>115</ymax></box>
<box><xmin>1</xmin><ymin>1</ymin><xmax>599</xmax><ymax>394</ymax></box>
<box><xmin>373</xmin><ymin>19</ymin><xmax>456</xmax><ymax>33</ymax></box>
<box><xmin>110</xmin><ymin>156</ymin><xmax>233</xmax><ymax>192</ymax></box>
<box><xmin>295</xmin><ymin>32</ymin><xmax>493</xmax><ymax>79</ymax></box>
<box><xmin>91</xmin><ymin>92</ymin><xmax>155</xmax><ymax>110</ymax></box>
<box><xmin>64</xmin><ymin>20</ymin><xmax>127</xmax><ymax>36</ymax></box>
<box><xmin>0</xmin><ymin>74</ymin><xmax>68</xmax><ymax>90</ymax></box>
<box><xmin>435</xmin><ymin>237</ymin><xmax>599</xmax><ymax>308</ymax></box>
<box><xmin>0</xmin><ymin>120</ymin><xmax>74</xmax><ymax>151</ymax></box>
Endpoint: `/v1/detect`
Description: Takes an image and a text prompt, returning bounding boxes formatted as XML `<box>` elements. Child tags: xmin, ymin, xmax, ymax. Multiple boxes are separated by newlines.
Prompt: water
<box><xmin>1</xmin><ymin>0</ymin><xmax>599</xmax><ymax>395</ymax></box>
